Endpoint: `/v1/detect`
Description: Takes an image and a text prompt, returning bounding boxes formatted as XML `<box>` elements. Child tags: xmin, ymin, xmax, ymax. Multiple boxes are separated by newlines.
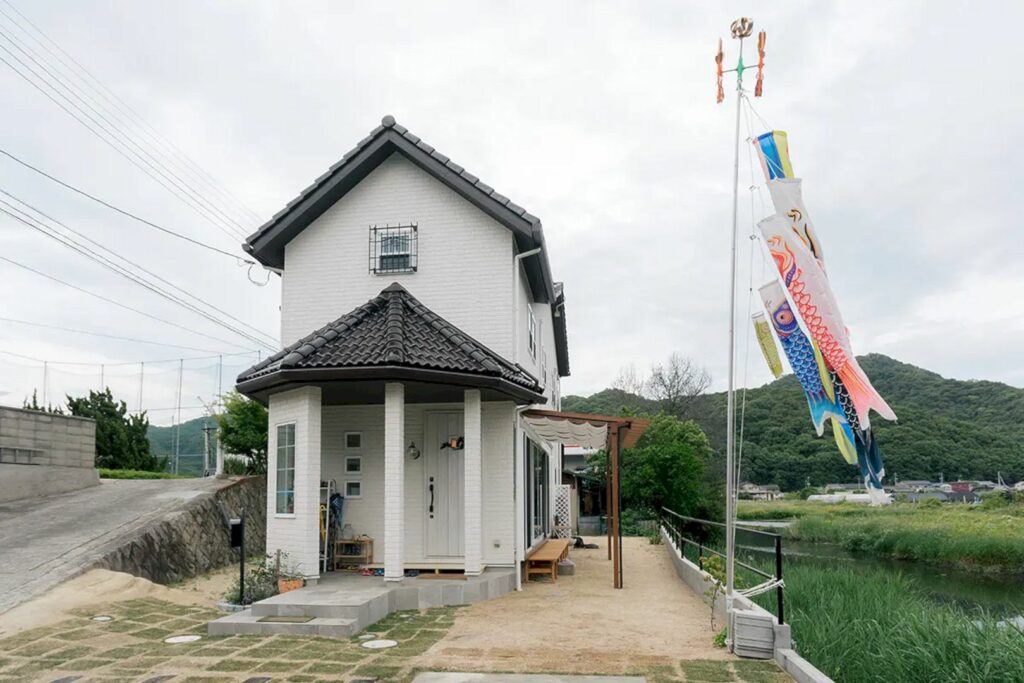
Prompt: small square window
<box><xmin>369</xmin><ymin>224</ymin><xmax>417</xmax><ymax>274</ymax></box>
<box><xmin>345</xmin><ymin>480</ymin><xmax>362</xmax><ymax>498</ymax></box>
<box><xmin>345</xmin><ymin>432</ymin><xmax>362</xmax><ymax>449</ymax></box>
<box><xmin>345</xmin><ymin>456</ymin><xmax>362</xmax><ymax>474</ymax></box>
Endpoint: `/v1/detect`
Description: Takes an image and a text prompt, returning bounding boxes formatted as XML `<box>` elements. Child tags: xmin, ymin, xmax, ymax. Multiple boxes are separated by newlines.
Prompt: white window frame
<box><xmin>344</xmin><ymin>480</ymin><xmax>363</xmax><ymax>499</ymax></box>
<box><xmin>275</xmin><ymin>422</ymin><xmax>296</xmax><ymax>516</ymax></box>
<box><xmin>344</xmin><ymin>455</ymin><xmax>362</xmax><ymax>475</ymax></box>
<box><xmin>344</xmin><ymin>431</ymin><xmax>362</xmax><ymax>450</ymax></box>
<box><xmin>527</xmin><ymin>307</ymin><xmax>537</xmax><ymax>359</ymax></box>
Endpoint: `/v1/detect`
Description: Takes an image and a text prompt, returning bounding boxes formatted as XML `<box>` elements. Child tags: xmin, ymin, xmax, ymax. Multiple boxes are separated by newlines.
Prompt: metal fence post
<box><xmin>774</xmin><ymin>534</ymin><xmax>784</xmax><ymax>625</ymax></box>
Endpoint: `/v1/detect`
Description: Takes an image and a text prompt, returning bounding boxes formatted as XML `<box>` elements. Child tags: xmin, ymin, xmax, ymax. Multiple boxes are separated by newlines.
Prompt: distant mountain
<box><xmin>147</xmin><ymin>416</ymin><xmax>213</xmax><ymax>456</ymax></box>
<box><xmin>563</xmin><ymin>354</ymin><xmax>1024</xmax><ymax>490</ymax></box>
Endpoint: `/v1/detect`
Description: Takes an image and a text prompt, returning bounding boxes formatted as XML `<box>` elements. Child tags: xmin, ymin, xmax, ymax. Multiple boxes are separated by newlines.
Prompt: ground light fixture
<box><xmin>361</xmin><ymin>638</ymin><xmax>398</xmax><ymax>649</ymax></box>
<box><xmin>90</xmin><ymin>615</ymin><xmax>113</xmax><ymax>622</ymax></box>
<box><xmin>164</xmin><ymin>635</ymin><xmax>202</xmax><ymax>644</ymax></box>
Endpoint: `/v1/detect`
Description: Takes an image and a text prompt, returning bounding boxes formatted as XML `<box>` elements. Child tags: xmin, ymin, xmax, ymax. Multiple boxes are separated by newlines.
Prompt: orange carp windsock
<box><xmin>758</xmin><ymin>213</ymin><xmax>897</xmax><ymax>429</ymax></box>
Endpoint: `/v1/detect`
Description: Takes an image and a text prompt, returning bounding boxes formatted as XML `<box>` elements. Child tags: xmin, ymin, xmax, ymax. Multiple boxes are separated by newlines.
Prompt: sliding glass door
<box><xmin>524</xmin><ymin>437</ymin><xmax>549</xmax><ymax>548</ymax></box>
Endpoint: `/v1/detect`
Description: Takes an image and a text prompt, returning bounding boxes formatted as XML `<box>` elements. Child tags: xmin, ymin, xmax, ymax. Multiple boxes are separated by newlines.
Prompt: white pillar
<box><xmin>384</xmin><ymin>382</ymin><xmax>405</xmax><ymax>582</ymax></box>
<box><xmin>266</xmin><ymin>386</ymin><xmax>321</xmax><ymax>581</ymax></box>
<box><xmin>463</xmin><ymin>389</ymin><xmax>483</xmax><ymax>576</ymax></box>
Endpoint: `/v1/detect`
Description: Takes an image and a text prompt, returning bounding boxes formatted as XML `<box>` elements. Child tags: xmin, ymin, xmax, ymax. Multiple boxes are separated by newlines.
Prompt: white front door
<box><xmin>425</xmin><ymin>412</ymin><xmax>465</xmax><ymax>558</ymax></box>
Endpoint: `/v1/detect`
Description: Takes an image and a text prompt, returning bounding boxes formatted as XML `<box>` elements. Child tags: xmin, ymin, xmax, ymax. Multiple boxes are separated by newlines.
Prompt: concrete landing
<box><xmin>209</xmin><ymin>568</ymin><xmax>516</xmax><ymax>638</ymax></box>
<box><xmin>414</xmin><ymin>674</ymin><xmax>645</xmax><ymax>683</ymax></box>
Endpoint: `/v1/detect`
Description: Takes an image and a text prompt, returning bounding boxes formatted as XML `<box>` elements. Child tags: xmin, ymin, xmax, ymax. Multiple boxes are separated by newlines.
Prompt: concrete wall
<box><xmin>0</xmin><ymin>407</ymin><xmax>98</xmax><ymax>504</ymax></box>
<box><xmin>93</xmin><ymin>476</ymin><xmax>266</xmax><ymax>585</ymax></box>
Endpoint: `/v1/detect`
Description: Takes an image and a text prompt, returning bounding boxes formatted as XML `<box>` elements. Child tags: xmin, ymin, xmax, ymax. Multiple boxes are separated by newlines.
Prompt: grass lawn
<box><xmin>0</xmin><ymin>597</ymin><xmax>788</xmax><ymax>682</ymax></box>
<box><xmin>737</xmin><ymin>498</ymin><xmax>1024</xmax><ymax>571</ymax></box>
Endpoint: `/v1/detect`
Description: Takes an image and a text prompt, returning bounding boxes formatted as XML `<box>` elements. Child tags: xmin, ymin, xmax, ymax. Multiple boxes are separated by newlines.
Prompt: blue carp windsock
<box><xmin>759</xmin><ymin>281</ymin><xmax>847</xmax><ymax>436</ymax></box>
<box><xmin>752</xmin><ymin>312</ymin><xmax>784</xmax><ymax>378</ymax></box>
<box><xmin>759</xmin><ymin>214</ymin><xmax>898</xmax><ymax>430</ymax></box>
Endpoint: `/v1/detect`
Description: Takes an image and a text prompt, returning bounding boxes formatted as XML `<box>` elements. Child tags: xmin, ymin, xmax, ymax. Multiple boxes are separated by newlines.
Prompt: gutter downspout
<box><xmin>512</xmin><ymin>247</ymin><xmax>542</xmax><ymax>364</ymax></box>
<box><xmin>512</xmin><ymin>246</ymin><xmax>542</xmax><ymax>592</ymax></box>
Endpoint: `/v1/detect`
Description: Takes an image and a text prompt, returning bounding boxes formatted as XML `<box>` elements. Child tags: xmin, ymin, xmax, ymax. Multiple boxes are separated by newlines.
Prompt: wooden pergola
<box><xmin>521</xmin><ymin>409</ymin><xmax>650</xmax><ymax>589</ymax></box>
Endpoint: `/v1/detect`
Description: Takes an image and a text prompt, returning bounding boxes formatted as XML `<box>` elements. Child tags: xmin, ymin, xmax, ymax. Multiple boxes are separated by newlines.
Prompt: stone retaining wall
<box><xmin>0</xmin><ymin>407</ymin><xmax>99</xmax><ymax>504</ymax></box>
<box><xmin>91</xmin><ymin>476</ymin><xmax>267</xmax><ymax>584</ymax></box>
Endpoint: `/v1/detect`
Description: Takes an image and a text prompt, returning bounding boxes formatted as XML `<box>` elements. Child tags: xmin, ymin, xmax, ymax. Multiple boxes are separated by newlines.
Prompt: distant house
<box><xmin>945</xmin><ymin>491</ymin><xmax>979</xmax><ymax>504</ymax></box>
<box><xmin>905</xmin><ymin>491</ymin><xmax>947</xmax><ymax>503</ymax></box>
<box><xmin>738</xmin><ymin>483</ymin><xmax>783</xmax><ymax>501</ymax></box>
<box><xmin>894</xmin><ymin>480</ymin><xmax>933</xmax><ymax>492</ymax></box>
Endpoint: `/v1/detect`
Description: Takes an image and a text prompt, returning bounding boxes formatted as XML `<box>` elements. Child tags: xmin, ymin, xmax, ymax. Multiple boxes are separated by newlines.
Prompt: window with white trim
<box><xmin>345</xmin><ymin>480</ymin><xmax>362</xmax><ymax>498</ymax></box>
<box><xmin>275</xmin><ymin>423</ymin><xmax>296</xmax><ymax>514</ymax></box>
<box><xmin>527</xmin><ymin>307</ymin><xmax>537</xmax><ymax>359</ymax></box>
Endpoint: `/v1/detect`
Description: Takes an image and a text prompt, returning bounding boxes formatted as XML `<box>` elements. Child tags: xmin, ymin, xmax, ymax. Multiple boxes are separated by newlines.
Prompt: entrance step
<box><xmin>208</xmin><ymin>609</ymin><xmax>358</xmax><ymax>638</ymax></box>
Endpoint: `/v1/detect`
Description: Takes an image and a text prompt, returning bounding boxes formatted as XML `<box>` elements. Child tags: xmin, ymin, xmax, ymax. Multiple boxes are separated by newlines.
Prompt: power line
<box><xmin>0</xmin><ymin>148</ymin><xmax>254</xmax><ymax>262</ymax></box>
<box><xmin>0</xmin><ymin>348</ymin><xmax>258</xmax><ymax>367</ymax></box>
<box><xmin>0</xmin><ymin>316</ymin><xmax>229</xmax><ymax>353</ymax></box>
<box><xmin>0</xmin><ymin>25</ymin><xmax>251</xmax><ymax>242</ymax></box>
<box><xmin>0</xmin><ymin>0</ymin><xmax>263</xmax><ymax>226</ymax></box>
<box><xmin>0</xmin><ymin>255</ymin><xmax>254</xmax><ymax>351</ymax></box>
<box><xmin>0</xmin><ymin>196</ymin><xmax>279</xmax><ymax>350</ymax></box>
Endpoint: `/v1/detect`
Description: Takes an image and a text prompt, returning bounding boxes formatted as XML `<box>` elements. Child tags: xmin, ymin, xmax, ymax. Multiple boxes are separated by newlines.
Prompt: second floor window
<box><xmin>369</xmin><ymin>224</ymin><xmax>418</xmax><ymax>274</ymax></box>
<box><xmin>527</xmin><ymin>307</ymin><xmax>537</xmax><ymax>359</ymax></box>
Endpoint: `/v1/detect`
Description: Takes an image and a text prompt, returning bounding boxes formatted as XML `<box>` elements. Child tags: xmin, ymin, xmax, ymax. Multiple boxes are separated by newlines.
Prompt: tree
<box><xmin>217</xmin><ymin>391</ymin><xmax>268</xmax><ymax>474</ymax></box>
<box><xmin>65</xmin><ymin>389</ymin><xmax>162</xmax><ymax>471</ymax></box>
<box><xmin>611</xmin><ymin>364</ymin><xmax>647</xmax><ymax>398</ymax></box>
<box><xmin>590</xmin><ymin>414</ymin><xmax>722</xmax><ymax>521</ymax></box>
<box><xmin>648</xmin><ymin>353</ymin><xmax>711</xmax><ymax>420</ymax></box>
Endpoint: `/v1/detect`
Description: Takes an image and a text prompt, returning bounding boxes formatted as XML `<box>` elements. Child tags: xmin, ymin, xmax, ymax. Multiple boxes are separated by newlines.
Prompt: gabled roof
<box><xmin>237</xmin><ymin>283</ymin><xmax>544</xmax><ymax>403</ymax></box>
<box><xmin>244</xmin><ymin>115</ymin><xmax>556</xmax><ymax>304</ymax></box>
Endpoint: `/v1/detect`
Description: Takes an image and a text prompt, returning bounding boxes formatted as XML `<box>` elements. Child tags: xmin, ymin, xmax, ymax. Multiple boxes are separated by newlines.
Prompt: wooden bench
<box><xmin>524</xmin><ymin>538</ymin><xmax>571</xmax><ymax>582</ymax></box>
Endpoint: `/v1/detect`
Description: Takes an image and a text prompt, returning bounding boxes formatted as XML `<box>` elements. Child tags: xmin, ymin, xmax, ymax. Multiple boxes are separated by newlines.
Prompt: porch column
<box><xmin>463</xmin><ymin>389</ymin><xmax>483</xmax><ymax>576</ymax></box>
<box><xmin>384</xmin><ymin>382</ymin><xmax>405</xmax><ymax>582</ymax></box>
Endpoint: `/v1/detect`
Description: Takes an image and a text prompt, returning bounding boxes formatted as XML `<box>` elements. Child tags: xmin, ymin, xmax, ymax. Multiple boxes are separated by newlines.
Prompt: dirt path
<box><xmin>416</xmin><ymin>536</ymin><xmax>730</xmax><ymax>674</ymax></box>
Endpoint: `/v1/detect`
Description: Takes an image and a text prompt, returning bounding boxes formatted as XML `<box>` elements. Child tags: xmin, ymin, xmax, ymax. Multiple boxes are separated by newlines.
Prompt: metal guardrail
<box><xmin>660</xmin><ymin>507</ymin><xmax>784</xmax><ymax>625</ymax></box>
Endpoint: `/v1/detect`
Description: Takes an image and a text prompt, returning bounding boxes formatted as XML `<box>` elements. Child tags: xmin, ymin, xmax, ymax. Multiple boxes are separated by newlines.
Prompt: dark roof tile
<box><xmin>237</xmin><ymin>283</ymin><xmax>542</xmax><ymax>393</ymax></box>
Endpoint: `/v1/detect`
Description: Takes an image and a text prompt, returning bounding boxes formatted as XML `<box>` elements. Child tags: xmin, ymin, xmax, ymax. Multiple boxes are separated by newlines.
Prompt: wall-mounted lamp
<box><xmin>407</xmin><ymin>441</ymin><xmax>421</xmax><ymax>460</ymax></box>
<box><xmin>440</xmin><ymin>436</ymin><xmax>464</xmax><ymax>451</ymax></box>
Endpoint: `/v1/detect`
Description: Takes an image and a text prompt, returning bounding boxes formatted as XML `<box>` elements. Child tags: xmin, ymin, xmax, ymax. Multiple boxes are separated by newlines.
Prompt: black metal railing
<box><xmin>660</xmin><ymin>507</ymin><xmax>784</xmax><ymax>625</ymax></box>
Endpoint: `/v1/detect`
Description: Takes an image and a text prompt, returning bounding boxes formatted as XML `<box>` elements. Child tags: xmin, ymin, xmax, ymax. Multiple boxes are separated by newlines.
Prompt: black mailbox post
<box><xmin>229</xmin><ymin>509</ymin><xmax>245</xmax><ymax>604</ymax></box>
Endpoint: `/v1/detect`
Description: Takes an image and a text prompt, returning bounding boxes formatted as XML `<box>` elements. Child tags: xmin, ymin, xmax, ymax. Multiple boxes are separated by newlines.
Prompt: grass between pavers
<box><xmin>0</xmin><ymin>597</ymin><xmax>790</xmax><ymax>682</ymax></box>
<box><xmin>0</xmin><ymin>598</ymin><xmax>462</xmax><ymax>682</ymax></box>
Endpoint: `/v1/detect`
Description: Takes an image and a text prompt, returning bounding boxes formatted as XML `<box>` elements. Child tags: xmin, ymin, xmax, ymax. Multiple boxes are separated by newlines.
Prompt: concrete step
<box><xmin>251</xmin><ymin>590</ymin><xmax>390</xmax><ymax>623</ymax></box>
<box><xmin>208</xmin><ymin>609</ymin><xmax>359</xmax><ymax>638</ymax></box>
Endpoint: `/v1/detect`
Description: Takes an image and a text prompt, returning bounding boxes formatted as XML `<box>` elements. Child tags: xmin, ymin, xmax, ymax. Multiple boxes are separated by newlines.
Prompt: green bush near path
<box><xmin>738</xmin><ymin>499</ymin><xmax>1024</xmax><ymax>572</ymax></box>
<box><xmin>767</xmin><ymin>563</ymin><xmax>1024</xmax><ymax>683</ymax></box>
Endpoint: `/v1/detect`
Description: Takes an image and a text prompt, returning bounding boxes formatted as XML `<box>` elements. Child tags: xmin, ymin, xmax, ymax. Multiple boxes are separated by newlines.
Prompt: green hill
<box><xmin>564</xmin><ymin>354</ymin><xmax>1024</xmax><ymax>491</ymax></box>
<box><xmin>147</xmin><ymin>416</ymin><xmax>212</xmax><ymax>456</ymax></box>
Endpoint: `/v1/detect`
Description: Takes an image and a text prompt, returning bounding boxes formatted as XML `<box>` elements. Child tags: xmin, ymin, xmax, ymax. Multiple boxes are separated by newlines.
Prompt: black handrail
<box><xmin>660</xmin><ymin>507</ymin><xmax>784</xmax><ymax>625</ymax></box>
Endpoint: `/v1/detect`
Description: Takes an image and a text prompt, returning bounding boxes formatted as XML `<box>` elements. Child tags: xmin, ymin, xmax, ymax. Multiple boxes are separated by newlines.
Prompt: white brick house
<box><xmin>238</xmin><ymin>116</ymin><xmax>569</xmax><ymax>585</ymax></box>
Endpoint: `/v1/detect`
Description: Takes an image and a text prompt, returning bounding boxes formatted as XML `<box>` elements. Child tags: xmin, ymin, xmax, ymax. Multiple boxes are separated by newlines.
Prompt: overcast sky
<box><xmin>1</xmin><ymin>1</ymin><xmax>1022</xmax><ymax>427</ymax></box>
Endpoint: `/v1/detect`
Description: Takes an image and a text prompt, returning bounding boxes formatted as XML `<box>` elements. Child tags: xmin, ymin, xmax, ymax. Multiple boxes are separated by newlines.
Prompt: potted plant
<box><xmin>274</xmin><ymin>551</ymin><xmax>305</xmax><ymax>593</ymax></box>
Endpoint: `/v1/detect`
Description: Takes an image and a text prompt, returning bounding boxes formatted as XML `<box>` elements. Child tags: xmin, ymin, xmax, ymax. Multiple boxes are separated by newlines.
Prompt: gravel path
<box><xmin>417</xmin><ymin>536</ymin><xmax>731</xmax><ymax>674</ymax></box>
<box><xmin>0</xmin><ymin>478</ymin><xmax>227</xmax><ymax>614</ymax></box>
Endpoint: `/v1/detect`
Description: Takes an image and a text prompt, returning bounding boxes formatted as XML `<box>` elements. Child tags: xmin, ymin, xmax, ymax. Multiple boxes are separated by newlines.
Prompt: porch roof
<box><xmin>236</xmin><ymin>283</ymin><xmax>545</xmax><ymax>404</ymax></box>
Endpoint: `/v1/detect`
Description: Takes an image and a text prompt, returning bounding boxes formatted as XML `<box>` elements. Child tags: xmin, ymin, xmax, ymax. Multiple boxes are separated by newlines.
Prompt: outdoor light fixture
<box><xmin>407</xmin><ymin>441</ymin><xmax>421</xmax><ymax>460</ymax></box>
<box><xmin>440</xmin><ymin>436</ymin><xmax>464</xmax><ymax>451</ymax></box>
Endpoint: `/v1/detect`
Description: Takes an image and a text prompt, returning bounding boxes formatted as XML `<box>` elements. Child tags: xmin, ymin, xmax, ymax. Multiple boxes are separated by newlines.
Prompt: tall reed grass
<box><xmin>760</xmin><ymin>564</ymin><xmax>1024</xmax><ymax>683</ymax></box>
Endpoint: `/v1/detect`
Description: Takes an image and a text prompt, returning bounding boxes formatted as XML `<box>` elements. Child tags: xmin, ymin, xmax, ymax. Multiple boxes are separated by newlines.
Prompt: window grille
<box><xmin>369</xmin><ymin>224</ymin><xmax>417</xmax><ymax>274</ymax></box>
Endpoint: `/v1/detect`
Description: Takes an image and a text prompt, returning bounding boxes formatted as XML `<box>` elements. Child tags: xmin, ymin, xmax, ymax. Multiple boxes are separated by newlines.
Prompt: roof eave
<box><xmin>237</xmin><ymin>365</ymin><xmax>546</xmax><ymax>405</ymax></box>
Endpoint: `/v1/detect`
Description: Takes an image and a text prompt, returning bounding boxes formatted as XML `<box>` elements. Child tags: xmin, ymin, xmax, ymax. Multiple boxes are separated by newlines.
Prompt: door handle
<box><xmin>429</xmin><ymin>483</ymin><xmax>434</xmax><ymax>515</ymax></box>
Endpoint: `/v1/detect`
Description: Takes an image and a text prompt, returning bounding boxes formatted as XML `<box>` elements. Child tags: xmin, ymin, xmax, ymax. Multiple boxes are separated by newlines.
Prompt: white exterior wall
<box><xmin>281</xmin><ymin>153</ymin><xmax>515</xmax><ymax>356</ymax></box>
<box><xmin>266</xmin><ymin>387</ymin><xmax>322</xmax><ymax>580</ymax></box>
<box><xmin>319</xmin><ymin>400</ymin><xmax>517</xmax><ymax>568</ymax></box>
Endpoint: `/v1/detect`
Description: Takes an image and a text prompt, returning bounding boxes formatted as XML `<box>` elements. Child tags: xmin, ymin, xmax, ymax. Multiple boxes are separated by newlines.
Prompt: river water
<box><xmin>738</xmin><ymin>523</ymin><xmax>1024</xmax><ymax>618</ymax></box>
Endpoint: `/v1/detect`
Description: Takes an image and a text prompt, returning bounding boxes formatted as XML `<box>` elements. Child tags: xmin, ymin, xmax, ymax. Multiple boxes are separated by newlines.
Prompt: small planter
<box><xmin>277</xmin><ymin>577</ymin><xmax>305</xmax><ymax>594</ymax></box>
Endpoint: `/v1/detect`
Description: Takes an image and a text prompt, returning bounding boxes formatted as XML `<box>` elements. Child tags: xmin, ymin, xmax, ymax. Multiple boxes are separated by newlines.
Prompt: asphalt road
<box><xmin>0</xmin><ymin>477</ymin><xmax>225</xmax><ymax>613</ymax></box>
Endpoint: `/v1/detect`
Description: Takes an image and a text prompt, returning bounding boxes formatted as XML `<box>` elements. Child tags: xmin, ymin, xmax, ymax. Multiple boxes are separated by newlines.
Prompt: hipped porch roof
<box><xmin>237</xmin><ymin>283</ymin><xmax>545</xmax><ymax>404</ymax></box>
<box><xmin>521</xmin><ymin>409</ymin><xmax>650</xmax><ymax>450</ymax></box>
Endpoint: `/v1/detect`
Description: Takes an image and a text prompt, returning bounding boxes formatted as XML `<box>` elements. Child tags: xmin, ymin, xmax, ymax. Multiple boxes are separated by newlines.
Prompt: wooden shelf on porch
<box><xmin>334</xmin><ymin>537</ymin><xmax>373</xmax><ymax>568</ymax></box>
